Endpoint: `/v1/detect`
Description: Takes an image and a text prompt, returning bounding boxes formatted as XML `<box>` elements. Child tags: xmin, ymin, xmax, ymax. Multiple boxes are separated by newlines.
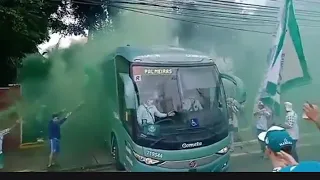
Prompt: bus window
<box><xmin>119</xmin><ymin>73</ymin><xmax>138</xmax><ymax>134</ymax></box>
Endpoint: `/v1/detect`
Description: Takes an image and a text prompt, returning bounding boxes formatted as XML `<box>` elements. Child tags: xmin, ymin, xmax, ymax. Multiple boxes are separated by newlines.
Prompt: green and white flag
<box><xmin>257</xmin><ymin>0</ymin><xmax>311</xmax><ymax>115</ymax></box>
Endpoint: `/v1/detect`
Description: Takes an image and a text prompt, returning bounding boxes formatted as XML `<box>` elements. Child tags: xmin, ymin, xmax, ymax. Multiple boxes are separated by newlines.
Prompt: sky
<box><xmin>37</xmin><ymin>0</ymin><xmax>268</xmax><ymax>54</ymax></box>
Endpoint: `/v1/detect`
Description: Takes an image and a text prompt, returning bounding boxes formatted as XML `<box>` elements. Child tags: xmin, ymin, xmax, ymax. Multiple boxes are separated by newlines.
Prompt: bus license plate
<box><xmin>189</xmin><ymin>169</ymin><xmax>197</xmax><ymax>172</ymax></box>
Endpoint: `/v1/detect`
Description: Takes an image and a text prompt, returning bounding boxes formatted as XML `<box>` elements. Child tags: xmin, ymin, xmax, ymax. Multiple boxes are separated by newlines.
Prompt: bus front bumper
<box><xmin>131</xmin><ymin>152</ymin><xmax>230</xmax><ymax>172</ymax></box>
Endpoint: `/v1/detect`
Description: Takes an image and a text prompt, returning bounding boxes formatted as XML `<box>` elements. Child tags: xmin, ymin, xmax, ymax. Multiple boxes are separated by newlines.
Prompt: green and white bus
<box><xmin>102</xmin><ymin>46</ymin><xmax>246</xmax><ymax>172</ymax></box>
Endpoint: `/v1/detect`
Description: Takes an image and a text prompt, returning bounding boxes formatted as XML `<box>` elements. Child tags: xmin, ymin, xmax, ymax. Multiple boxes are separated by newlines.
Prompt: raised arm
<box><xmin>263</xmin><ymin>109</ymin><xmax>271</xmax><ymax>117</ymax></box>
<box><xmin>253</xmin><ymin>108</ymin><xmax>262</xmax><ymax>116</ymax></box>
<box><xmin>303</xmin><ymin>103</ymin><xmax>320</xmax><ymax>131</ymax></box>
<box><xmin>153</xmin><ymin>106</ymin><xmax>167</xmax><ymax>118</ymax></box>
<box><xmin>59</xmin><ymin>112</ymin><xmax>72</xmax><ymax>125</ymax></box>
<box><xmin>0</xmin><ymin>120</ymin><xmax>19</xmax><ymax>136</ymax></box>
<box><xmin>0</xmin><ymin>128</ymin><xmax>11</xmax><ymax>137</ymax></box>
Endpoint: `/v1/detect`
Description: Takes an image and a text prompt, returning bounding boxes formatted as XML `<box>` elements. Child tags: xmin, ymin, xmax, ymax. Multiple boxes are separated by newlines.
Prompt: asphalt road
<box><xmin>96</xmin><ymin>144</ymin><xmax>320</xmax><ymax>172</ymax></box>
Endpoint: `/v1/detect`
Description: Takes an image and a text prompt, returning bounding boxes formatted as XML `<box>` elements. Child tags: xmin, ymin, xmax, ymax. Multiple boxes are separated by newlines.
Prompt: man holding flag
<box><xmin>253</xmin><ymin>0</ymin><xmax>311</xmax><ymax>165</ymax></box>
<box><xmin>254</xmin><ymin>0</ymin><xmax>311</xmax><ymax>146</ymax></box>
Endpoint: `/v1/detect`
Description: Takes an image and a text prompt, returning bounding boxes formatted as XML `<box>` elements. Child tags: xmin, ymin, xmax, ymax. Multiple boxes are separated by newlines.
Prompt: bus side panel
<box><xmin>114</xmin><ymin>56</ymin><xmax>137</xmax><ymax>169</ymax></box>
<box><xmin>102</xmin><ymin>57</ymin><xmax>120</xmax><ymax>150</ymax></box>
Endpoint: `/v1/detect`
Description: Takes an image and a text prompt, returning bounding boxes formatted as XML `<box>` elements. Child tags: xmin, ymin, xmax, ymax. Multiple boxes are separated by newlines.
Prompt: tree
<box><xmin>0</xmin><ymin>0</ymin><xmax>66</xmax><ymax>86</ymax></box>
<box><xmin>60</xmin><ymin>0</ymin><xmax>120</xmax><ymax>38</ymax></box>
<box><xmin>0</xmin><ymin>0</ymin><xmax>119</xmax><ymax>86</ymax></box>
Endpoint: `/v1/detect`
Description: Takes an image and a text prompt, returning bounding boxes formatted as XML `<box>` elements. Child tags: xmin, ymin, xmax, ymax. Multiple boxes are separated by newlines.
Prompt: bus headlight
<box><xmin>133</xmin><ymin>151</ymin><xmax>163</xmax><ymax>165</ymax></box>
<box><xmin>217</xmin><ymin>147</ymin><xmax>229</xmax><ymax>155</ymax></box>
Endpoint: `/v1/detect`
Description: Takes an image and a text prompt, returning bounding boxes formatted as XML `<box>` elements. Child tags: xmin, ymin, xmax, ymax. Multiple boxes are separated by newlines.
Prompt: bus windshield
<box><xmin>131</xmin><ymin>65</ymin><xmax>228</xmax><ymax>150</ymax></box>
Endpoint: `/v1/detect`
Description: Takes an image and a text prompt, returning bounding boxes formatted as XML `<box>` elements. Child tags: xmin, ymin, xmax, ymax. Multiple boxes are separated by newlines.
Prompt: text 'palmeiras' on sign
<box><xmin>144</xmin><ymin>68</ymin><xmax>173</xmax><ymax>75</ymax></box>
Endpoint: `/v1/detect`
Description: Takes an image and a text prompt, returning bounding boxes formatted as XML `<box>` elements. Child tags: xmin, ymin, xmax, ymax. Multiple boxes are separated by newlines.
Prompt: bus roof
<box><xmin>114</xmin><ymin>46</ymin><xmax>213</xmax><ymax>64</ymax></box>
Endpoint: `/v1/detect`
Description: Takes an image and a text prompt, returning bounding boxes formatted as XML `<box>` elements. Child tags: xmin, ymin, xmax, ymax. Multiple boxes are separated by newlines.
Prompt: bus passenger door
<box><xmin>220</xmin><ymin>73</ymin><xmax>246</xmax><ymax>105</ymax></box>
<box><xmin>220</xmin><ymin>73</ymin><xmax>247</xmax><ymax>132</ymax></box>
<box><xmin>119</xmin><ymin>73</ymin><xmax>138</xmax><ymax>171</ymax></box>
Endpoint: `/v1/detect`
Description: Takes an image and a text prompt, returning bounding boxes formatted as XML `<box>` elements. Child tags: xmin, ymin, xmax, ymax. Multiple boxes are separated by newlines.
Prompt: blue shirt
<box><xmin>279</xmin><ymin>161</ymin><xmax>320</xmax><ymax>172</ymax></box>
<box><xmin>48</xmin><ymin>118</ymin><xmax>67</xmax><ymax>140</ymax></box>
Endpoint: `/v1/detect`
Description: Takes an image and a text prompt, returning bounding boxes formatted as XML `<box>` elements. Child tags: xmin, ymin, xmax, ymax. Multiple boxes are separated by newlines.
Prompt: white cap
<box><xmin>284</xmin><ymin>102</ymin><xmax>293</xmax><ymax>111</ymax></box>
<box><xmin>257</xmin><ymin>126</ymin><xmax>285</xmax><ymax>142</ymax></box>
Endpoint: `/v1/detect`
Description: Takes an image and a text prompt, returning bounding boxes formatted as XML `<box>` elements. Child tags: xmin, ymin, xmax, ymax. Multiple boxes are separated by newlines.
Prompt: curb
<box><xmin>19</xmin><ymin>142</ymin><xmax>45</xmax><ymax>149</ymax></box>
<box><xmin>59</xmin><ymin>163</ymin><xmax>115</xmax><ymax>172</ymax></box>
<box><xmin>14</xmin><ymin>163</ymin><xmax>115</xmax><ymax>172</ymax></box>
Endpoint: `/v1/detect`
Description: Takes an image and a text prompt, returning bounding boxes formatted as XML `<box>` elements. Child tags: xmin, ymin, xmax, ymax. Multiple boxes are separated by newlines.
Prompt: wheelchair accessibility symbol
<box><xmin>190</xmin><ymin>118</ymin><xmax>199</xmax><ymax>127</ymax></box>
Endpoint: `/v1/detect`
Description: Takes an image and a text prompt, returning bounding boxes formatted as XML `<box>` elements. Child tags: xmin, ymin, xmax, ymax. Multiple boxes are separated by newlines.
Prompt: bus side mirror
<box><xmin>220</xmin><ymin>73</ymin><xmax>247</xmax><ymax>104</ymax></box>
<box><xmin>119</xmin><ymin>73</ymin><xmax>138</xmax><ymax>109</ymax></box>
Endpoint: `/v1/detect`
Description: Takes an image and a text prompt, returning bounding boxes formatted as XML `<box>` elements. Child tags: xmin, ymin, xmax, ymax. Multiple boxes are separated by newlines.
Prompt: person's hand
<box><xmin>278</xmin><ymin>150</ymin><xmax>298</xmax><ymax>166</ymax></box>
<box><xmin>167</xmin><ymin>111</ymin><xmax>175</xmax><ymax>117</ymax></box>
<box><xmin>303</xmin><ymin>103</ymin><xmax>319</xmax><ymax>122</ymax></box>
<box><xmin>267</xmin><ymin>149</ymin><xmax>297</xmax><ymax>169</ymax></box>
<box><xmin>66</xmin><ymin>112</ymin><xmax>72</xmax><ymax>118</ymax></box>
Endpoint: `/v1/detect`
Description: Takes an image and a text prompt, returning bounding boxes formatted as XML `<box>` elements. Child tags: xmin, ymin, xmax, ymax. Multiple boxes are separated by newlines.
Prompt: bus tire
<box><xmin>111</xmin><ymin>134</ymin><xmax>125</xmax><ymax>171</ymax></box>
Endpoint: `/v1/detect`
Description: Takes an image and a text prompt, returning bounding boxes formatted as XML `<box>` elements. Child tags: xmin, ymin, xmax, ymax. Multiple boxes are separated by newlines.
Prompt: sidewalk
<box><xmin>2</xmin><ymin>146</ymin><xmax>48</xmax><ymax>172</ymax></box>
<box><xmin>2</xmin><ymin>142</ymin><xmax>114</xmax><ymax>172</ymax></box>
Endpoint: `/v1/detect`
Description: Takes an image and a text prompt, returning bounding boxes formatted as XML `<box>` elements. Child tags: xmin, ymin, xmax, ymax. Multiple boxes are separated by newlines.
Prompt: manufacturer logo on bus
<box><xmin>181</xmin><ymin>142</ymin><xmax>202</xmax><ymax>149</ymax></box>
<box><xmin>189</xmin><ymin>160</ymin><xmax>197</xmax><ymax>168</ymax></box>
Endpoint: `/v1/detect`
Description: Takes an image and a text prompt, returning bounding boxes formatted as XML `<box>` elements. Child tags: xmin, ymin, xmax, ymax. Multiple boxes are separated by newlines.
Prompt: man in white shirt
<box><xmin>227</xmin><ymin>97</ymin><xmax>244</xmax><ymax>151</ymax></box>
<box><xmin>137</xmin><ymin>96</ymin><xmax>175</xmax><ymax>126</ymax></box>
<box><xmin>281</xmin><ymin>102</ymin><xmax>299</xmax><ymax>162</ymax></box>
<box><xmin>253</xmin><ymin>101</ymin><xmax>272</xmax><ymax>157</ymax></box>
<box><xmin>0</xmin><ymin>120</ymin><xmax>20</xmax><ymax>170</ymax></box>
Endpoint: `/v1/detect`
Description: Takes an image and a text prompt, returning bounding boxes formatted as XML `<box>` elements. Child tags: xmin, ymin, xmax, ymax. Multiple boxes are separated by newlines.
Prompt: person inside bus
<box><xmin>182</xmin><ymin>97</ymin><xmax>203</xmax><ymax>112</ymax></box>
<box><xmin>137</xmin><ymin>95</ymin><xmax>175</xmax><ymax>126</ymax></box>
<box><xmin>181</xmin><ymin>89</ymin><xmax>204</xmax><ymax>112</ymax></box>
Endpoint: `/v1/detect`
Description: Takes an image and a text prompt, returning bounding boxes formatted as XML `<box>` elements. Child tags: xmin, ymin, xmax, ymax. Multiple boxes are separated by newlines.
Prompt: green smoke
<box><xmin>17</xmin><ymin>10</ymin><xmax>177</xmax><ymax>168</ymax></box>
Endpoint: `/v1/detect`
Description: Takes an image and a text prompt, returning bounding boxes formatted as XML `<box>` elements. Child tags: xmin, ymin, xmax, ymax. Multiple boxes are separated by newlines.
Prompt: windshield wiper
<box><xmin>196</xmin><ymin>88</ymin><xmax>206</xmax><ymax>100</ymax></box>
<box><xmin>149</xmin><ymin>137</ymin><xmax>167</xmax><ymax>148</ymax></box>
<box><xmin>174</xmin><ymin>127</ymin><xmax>217</xmax><ymax>138</ymax></box>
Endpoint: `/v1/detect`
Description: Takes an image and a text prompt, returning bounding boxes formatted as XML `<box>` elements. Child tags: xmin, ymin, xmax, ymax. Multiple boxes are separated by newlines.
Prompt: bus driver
<box><xmin>137</xmin><ymin>94</ymin><xmax>175</xmax><ymax>126</ymax></box>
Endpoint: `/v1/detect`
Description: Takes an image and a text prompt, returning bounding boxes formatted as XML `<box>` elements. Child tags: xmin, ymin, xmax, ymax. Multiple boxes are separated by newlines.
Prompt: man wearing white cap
<box><xmin>281</xmin><ymin>102</ymin><xmax>299</xmax><ymax>162</ymax></box>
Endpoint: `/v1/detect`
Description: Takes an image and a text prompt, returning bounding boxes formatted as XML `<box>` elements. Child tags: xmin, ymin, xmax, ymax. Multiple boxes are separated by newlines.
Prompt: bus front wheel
<box><xmin>111</xmin><ymin>134</ymin><xmax>125</xmax><ymax>171</ymax></box>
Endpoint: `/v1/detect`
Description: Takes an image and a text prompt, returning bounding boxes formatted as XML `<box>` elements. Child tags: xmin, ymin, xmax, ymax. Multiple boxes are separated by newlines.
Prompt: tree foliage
<box><xmin>0</xmin><ymin>0</ymin><xmax>66</xmax><ymax>85</ymax></box>
<box><xmin>56</xmin><ymin>0</ymin><xmax>120</xmax><ymax>37</ymax></box>
<box><xmin>0</xmin><ymin>0</ymin><xmax>118</xmax><ymax>86</ymax></box>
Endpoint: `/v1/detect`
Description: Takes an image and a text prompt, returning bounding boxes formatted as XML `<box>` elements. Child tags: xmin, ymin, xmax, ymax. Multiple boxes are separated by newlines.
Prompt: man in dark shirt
<box><xmin>47</xmin><ymin>110</ymin><xmax>72</xmax><ymax>168</ymax></box>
